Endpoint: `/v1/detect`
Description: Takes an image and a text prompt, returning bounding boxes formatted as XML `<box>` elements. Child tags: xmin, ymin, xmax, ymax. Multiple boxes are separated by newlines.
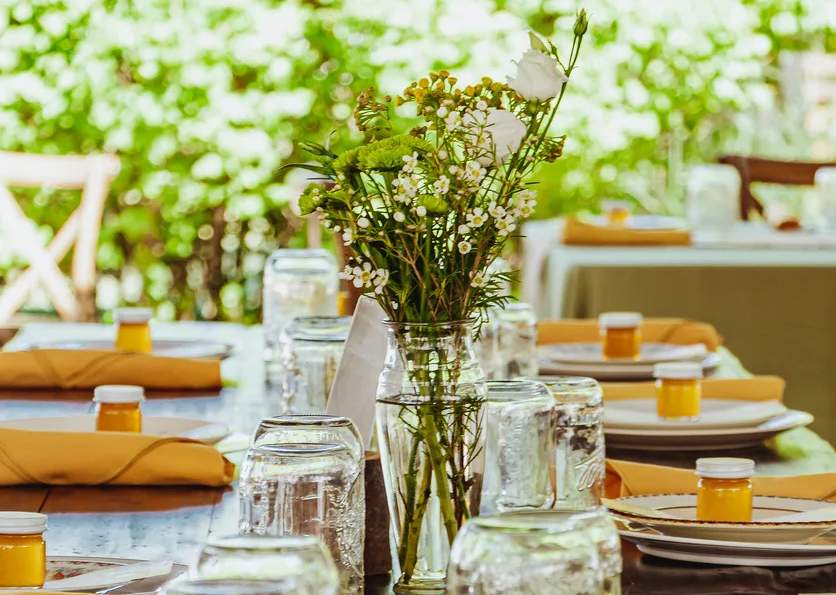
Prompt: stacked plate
<box><xmin>537</xmin><ymin>342</ymin><xmax>721</xmax><ymax>380</ymax></box>
<box><xmin>24</xmin><ymin>338</ymin><xmax>235</xmax><ymax>359</ymax></box>
<box><xmin>608</xmin><ymin>494</ymin><xmax>836</xmax><ymax>566</ymax></box>
<box><xmin>604</xmin><ymin>397</ymin><xmax>813</xmax><ymax>450</ymax></box>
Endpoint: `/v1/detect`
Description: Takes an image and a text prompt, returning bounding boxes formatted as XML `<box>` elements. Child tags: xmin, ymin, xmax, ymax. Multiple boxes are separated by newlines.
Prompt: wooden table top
<box><xmin>1</xmin><ymin>322</ymin><xmax>835</xmax><ymax>594</ymax></box>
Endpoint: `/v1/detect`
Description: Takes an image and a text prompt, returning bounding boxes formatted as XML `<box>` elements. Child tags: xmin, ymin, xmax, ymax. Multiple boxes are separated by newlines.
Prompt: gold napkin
<box><xmin>602</xmin><ymin>376</ymin><xmax>785</xmax><ymax>402</ymax></box>
<box><xmin>0</xmin><ymin>350</ymin><xmax>221</xmax><ymax>390</ymax></box>
<box><xmin>0</xmin><ymin>428</ymin><xmax>233</xmax><ymax>487</ymax></box>
<box><xmin>605</xmin><ymin>458</ymin><xmax>836</xmax><ymax>502</ymax></box>
<box><xmin>562</xmin><ymin>217</ymin><xmax>692</xmax><ymax>246</ymax></box>
<box><xmin>537</xmin><ymin>318</ymin><xmax>723</xmax><ymax>351</ymax></box>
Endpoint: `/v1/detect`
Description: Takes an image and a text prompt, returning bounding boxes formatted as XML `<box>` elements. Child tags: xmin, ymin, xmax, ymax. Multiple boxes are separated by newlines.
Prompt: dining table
<box><xmin>1</xmin><ymin>321</ymin><xmax>835</xmax><ymax>594</ymax></box>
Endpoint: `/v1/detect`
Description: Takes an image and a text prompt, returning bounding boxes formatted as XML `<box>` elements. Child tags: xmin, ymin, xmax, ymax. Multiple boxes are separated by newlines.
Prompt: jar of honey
<box><xmin>94</xmin><ymin>385</ymin><xmax>144</xmax><ymax>432</ymax></box>
<box><xmin>0</xmin><ymin>511</ymin><xmax>47</xmax><ymax>587</ymax></box>
<box><xmin>598</xmin><ymin>312</ymin><xmax>643</xmax><ymax>360</ymax></box>
<box><xmin>114</xmin><ymin>307</ymin><xmax>153</xmax><ymax>353</ymax></box>
<box><xmin>654</xmin><ymin>361</ymin><xmax>703</xmax><ymax>420</ymax></box>
<box><xmin>602</xmin><ymin>200</ymin><xmax>631</xmax><ymax>226</ymax></box>
<box><xmin>696</xmin><ymin>457</ymin><xmax>754</xmax><ymax>522</ymax></box>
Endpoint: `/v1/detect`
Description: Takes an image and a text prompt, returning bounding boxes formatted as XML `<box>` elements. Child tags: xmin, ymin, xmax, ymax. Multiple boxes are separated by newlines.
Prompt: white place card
<box><xmin>326</xmin><ymin>295</ymin><xmax>388</xmax><ymax>448</ymax></box>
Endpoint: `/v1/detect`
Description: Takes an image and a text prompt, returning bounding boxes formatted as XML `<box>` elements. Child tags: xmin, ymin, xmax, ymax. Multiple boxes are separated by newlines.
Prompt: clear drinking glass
<box><xmin>481</xmin><ymin>380</ymin><xmax>555</xmax><ymax>514</ymax></box>
<box><xmin>263</xmin><ymin>249</ymin><xmax>339</xmax><ymax>384</ymax></box>
<box><xmin>447</xmin><ymin>510</ymin><xmax>604</xmax><ymax>594</ymax></box>
<box><xmin>193</xmin><ymin>534</ymin><xmax>338</xmax><ymax>595</ymax></box>
<box><xmin>686</xmin><ymin>164</ymin><xmax>741</xmax><ymax>230</ymax></box>
<box><xmin>583</xmin><ymin>507</ymin><xmax>623</xmax><ymax>595</ymax></box>
<box><xmin>279</xmin><ymin>316</ymin><xmax>350</xmax><ymax>412</ymax></box>
<box><xmin>238</xmin><ymin>443</ymin><xmax>364</xmax><ymax>594</ymax></box>
<box><xmin>542</xmin><ymin>376</ymin><xmax>605</xmax><ymax>510</ymax></box>
<box><xmin>252</xmin><ymin>414</ymin><xmax>364</xmax><ymax>462</ymax></box>
<box><xmin>495</xmin><ymin>302</ymin><xmax>538</xmax><ymax>379</ymax></box>
<box><xmin>474</xmin><ymin>313</ymin><xmax>502</xmax><ymax>380</ymax></box>
<box><xmin>814</xmin><ymin>166</ymin><xmax>836</xmax><ymax>232</ymax></box>
<box><xmin>163</xmin><ymin>579</ymin><xmax>301</xmax><ymax>595</ymax></box>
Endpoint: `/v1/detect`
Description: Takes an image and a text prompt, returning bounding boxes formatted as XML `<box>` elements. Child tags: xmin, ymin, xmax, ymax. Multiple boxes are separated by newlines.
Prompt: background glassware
<box><xmin>685</xmin><ymin>164</ymin><xmax>741</xmax><ymax>230</ymax></box>
<box><xmin>278</xmin><ymin>316</ymin><xmax>350</xmax><ymax>412</ymax></box>
<box><xmin>542</xmin><ymin>376</ymin><xmax>605</xmax><ymax>510</ymax></box>
<box><xmin>447</xmin><ymin>511</ymin><xmax>604</xmax><ymax>594</ymax></box>
<box><xmin>193</xmin><ymin>534</ymin><xmax>338</xmax><ymax>595</ymax></box>
<box><xmin>583</xmin><ymin>507</ymin><xmax>623</xmax><ymax>595</ymax></box>
<box><xmin>814</xmin><ymin>166</ymin><xmax>836</xmax><ymax>232</ymax></box>
<box><xmin>252</xmin><ymin>415</ymin><xmax>363</xmax><ymax>462</ymax></box>
<box><xmin>238</xmin><ymin>443</ymin><xmax>364</xmax><ymax>594</ymax></box>
<box><xmin>495</xmin><ymin>302</ymin><xmax>538</xmax><ymax>379</ymax></box>
<box><xmin>481</xmin><ymin>380</ymin><xmax>555</xmax><ymax>514</ymax></box>
<box><xmin>263</xmin><ymin>249</ymin><xmax>339</xmax><ymax>384</ymax></box>
<box><xmin>163</xmin><ymin>579</ymin><xmax>304</xmax><ymax>595</ymax></box>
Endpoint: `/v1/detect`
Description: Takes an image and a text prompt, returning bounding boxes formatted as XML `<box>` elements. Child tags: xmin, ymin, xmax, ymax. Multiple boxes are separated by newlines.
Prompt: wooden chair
<box><xmin>718</xmin><ymin>155</ymin><xmax>836</xmax><ymax>221</ymax></box>
<box><xmin>0</xmin><ymin>151</ymin><xmax>120</xmax><ymax>323</ymax></box>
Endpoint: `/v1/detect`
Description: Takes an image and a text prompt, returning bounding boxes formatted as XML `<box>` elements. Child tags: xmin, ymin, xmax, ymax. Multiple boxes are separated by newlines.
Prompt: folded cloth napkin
<box><xmin>605</xmin><ymin>458</ymin><xmax>836</xmax><ymax>501</ymax></box>
<box><xmin>602</xmin><ymin>376</ymin><xmax>785</xmax><ymax>402</ymax></box>
<box><xmin>562</xmin><ymin>217</ymin><xmax>692</xmax><ymax>246</ymax></box>
<box><xmin>537</xmin><ymin>318</ymin><xmax>723</xmax><ymax>351</ymax></box>
<box><xmin>0</xmin><ymin>350</ymin><xmax>221</xmax><ymax>390</ymax></box>
<box><xmin>0</xmin><ymin>428</ymin><xmax>233</xmax><ymax>486</ymax></box>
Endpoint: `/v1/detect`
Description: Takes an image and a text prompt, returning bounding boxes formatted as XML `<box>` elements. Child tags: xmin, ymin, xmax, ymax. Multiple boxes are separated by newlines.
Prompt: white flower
<box><xmin>391</xmin><ymin>300</ymin><xmax>399</xmax><ymax>310</ymax></box>
<box><xmin>463</xmin><ymin>160</ymin><xmax>486</xmax><ymax>184</ymax></box>
<box><xmin>495</xmin><ymin>216</ymin><xmax>516</xmax><ymax>237</ymax></box>
<box><xmin>357</xmin><ymin>217</ymin><xmax>370</xmax><ymax>228</ymax></box>
<box><xmin>338</xmin><ymin>264</ymin><xmax>353</xmax><ymax>281</ymax></box>
<box><xmin>438</xmin><ymin>149</ymin><xmax>448</xmax><ymax>160</ymax></box>
<box><xmin>457</xmin><ymin>240</ymin><xmax>472</xmax><ymax>254</ymax></box>
<box><xmin>393</xmin><ymin>211</ymin><xmax>405</xmax><ymax>223</ymax></box>
<box><xmin>436</xmin><ymin>106</ymin><xmax>448</xmax><ymax>118</ymax></box>
<box><xmin>516</xmin><ymin>202</ymin><xmax>535</xmax><ymax>218</ymax></box>
<box><xmin>416</xmin><ymin>206</ymin><xmax>427</xmax><ymax>217</ymax></box>
<box><xmin>517</xmin><ymin>189</ymin><xmax>537</xmax><ymax>204</ymax></box>
<box><xmin>445</xmin><ymin>111</ymin><xmax>462</xmax><ymax>130</ymax></box>
<box><xmin>393</xmin><ymin>174</ymin><xmax>419</xmax><ymax>202</ymax></box>
<box><xmin>507</xmin><ymin>49</ymin><xmax>567</xmax><ymax>101</ymax></box>
<box><xmin>470</xmin><ymin>271</ymin><xmax>489</xmax><ymax>288</ymax></box>
<box><xmin>488</xmin><ymin>201</ymin><xmax>506</xmax><ymax>218</ymax></box>
<box><xmin>433</xmin><ymin>175</ymin><xmax>450</xmax><ymax>196</ymax></box>
<box><xmin>373</xmin><ymin>268</ymin><xmax>389</xmax><ymax>294</ymax></box>
<box><xmin>342</xmin><ymin>229</ymin><xmax>353</xmax><ymax>245</ymax></box>
<box><xmin>466</xmin><ymin>208</ymin><xmax>487</xmax><ymax>227</ymax></box>
<box><xmin>457</xmin><ymin>224</ymin><xmax>470</xmax><ymax>234</ymax></box>
<box><xmin>352</xmin><ymin>262</ymin><xmax>376</xmax><ymax>288</ymax></box>
<box><xmin>401</xmin><ymin>151</ymin><xmax>418</xmax><ymax>173</ymax></box>
<box><xmin>484</xmin><ymin>108</ymin><xmax>526</xmax><ymax>164</ymax></box>
<box><xmin>475</xmin><ymin>100</ymin><xmax>488</xmax><ymax>111</ymax></box>
<box><xmin>448</xmin><ymin>165</ymin><xmax>459</xmax><ymax>175</ymax></box>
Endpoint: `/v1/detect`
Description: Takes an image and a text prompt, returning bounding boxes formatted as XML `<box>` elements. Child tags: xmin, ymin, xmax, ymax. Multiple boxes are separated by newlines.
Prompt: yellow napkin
<box><xmin>0</xmin><ymin>350</ymin><xmax>221</xmax><ymax>390</ymax></box>
<box><xmin>0</xmin><ymin>428</ymin><xmax>233</xmax><ymax>487</ymax></box>
<box><xmin>562</xmin><ymin>217</ymin><xmax>692</xmax><ymax>246</ymax></box>
<box><xmin>602</xmin><ymin>376</ymin><xmax>785</xmax><ymax>402</ymax></box>
<box><xmin>537</xmin><ymin>318</ymin><xmax>723</xmax><ymax>351</ymax></box>
<box><xmin>605</xmin><ymin>458</ymin><xmax>836</xmax><ymax>502</ymax></box>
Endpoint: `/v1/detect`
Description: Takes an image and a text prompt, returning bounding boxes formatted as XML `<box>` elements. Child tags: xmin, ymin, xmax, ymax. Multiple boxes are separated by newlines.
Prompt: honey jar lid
<box><xmin>696</xmin><ymin>457</ymin><xmax>755</xmax><ymax>479</ymax></box>
<box><xmin>94</xmin><ymin>385</ymin><xmax>145</xmax><ymax>404</ymax></box>
<box><xmin>653</xmin><ymin>362</ymin><xmax>704</xmax><ymax>379</ymax></box>
<box><xmin>0</xmin><ymin>511</ymin><xmax>47</xmax><ymax>534</ymax></box>
<box><xmin>598</xmin><ymin>311</ymin><xmax>643</xmax><ymax>329</ymax></box>
<box><xmin>114</xmin><ymin>307</ymin><xmax>152</xmax><ymax>323</ymax></box>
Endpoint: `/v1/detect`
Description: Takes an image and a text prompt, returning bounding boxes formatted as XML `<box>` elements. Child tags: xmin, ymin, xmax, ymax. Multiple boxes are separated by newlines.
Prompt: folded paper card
<box><xmin>538</xmin><ymin>318</ymin><xmax>722</xmax><ymax>351</ymax></box>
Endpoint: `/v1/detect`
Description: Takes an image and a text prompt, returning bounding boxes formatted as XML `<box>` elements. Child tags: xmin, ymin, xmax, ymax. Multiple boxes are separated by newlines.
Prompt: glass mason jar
<box><xmin>481</xmin><ymin>380</ymin><xmax>555</xmax><ymax>515</ymax></box>
<box><xmin>446</xmin><ymin>510</ymin><xmax>605</xmax><ymax>594</ymax></box>
<box><xmin>263</xmin><ymin>249</ymin><xmax>339</xmax><ymax>384</ymax></box>
<box><xmin>375</xmin><ymin>321</ymin><xmax>486</xmax><ymax>592</ymax></box>
<box><xmin>252</xmin><ymin>414</ymin><xmax>363</xmax><ymax>461</ymax></box>
<box><xmin>686</xmin><ymin>164</ymin><xmax>741</xmax><ymax>230</ymax></box>
<box><xmin>495</xmin><ymin>302</ymin><xmax>538</xmax><ymax>379</ymax></box>
<box><xmin>542</xmin><ymin>377</ymin><xmax>605</xmax><ymax>510</ymax></box>
<box><xmin>162</xmin><ymin>579</ymin><xmax>302</xmax><ymax>595</ymax></box>
<box><xmin>279</xmin><ymin>316</ymin><xmax>351</xmax><ymax>412</ymax></box>
<box><xmin>194</xmin><ymin>534</ymin><xmax>338</xmax><ymax>594</ymax></box>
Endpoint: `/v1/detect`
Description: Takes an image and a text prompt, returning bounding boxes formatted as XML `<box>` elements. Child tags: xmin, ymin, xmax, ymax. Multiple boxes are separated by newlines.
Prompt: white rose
<box><xmin>507</xmin><ymin>49</ymin><xmax>567</xmax><ymax>101</ymax></box>
<box><xmin>485</xmin><ymin>108</ymin><xmax>526</xmax><ymax>164</ymax></box>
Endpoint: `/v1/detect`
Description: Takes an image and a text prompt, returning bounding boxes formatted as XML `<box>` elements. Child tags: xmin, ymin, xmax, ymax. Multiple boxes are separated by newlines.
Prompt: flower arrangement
<box><xmin>295</xmin><ymin>11</ymin><xmax>587</xmax><ymax>590</ymax></box>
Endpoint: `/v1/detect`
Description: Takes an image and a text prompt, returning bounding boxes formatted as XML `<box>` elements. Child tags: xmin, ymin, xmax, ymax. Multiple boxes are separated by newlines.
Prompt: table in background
<box><xmin>1</xmin><ymin>322</ymin><xmax>835</xmax><ymax>593</ymax></box>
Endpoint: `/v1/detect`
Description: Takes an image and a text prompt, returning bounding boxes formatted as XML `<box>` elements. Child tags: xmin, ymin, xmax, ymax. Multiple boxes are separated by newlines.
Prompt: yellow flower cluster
<box><xmin>396</xmin><ymin>72</ymin><xmax>519</xmax><ymax>113</ymax></box>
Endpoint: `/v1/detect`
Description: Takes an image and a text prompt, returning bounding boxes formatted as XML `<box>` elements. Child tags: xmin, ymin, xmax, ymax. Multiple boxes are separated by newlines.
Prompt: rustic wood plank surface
<box><xmin>1</xmin><ymin>322</ymin><xmax>835</xmax><ymax>594</ymax></box>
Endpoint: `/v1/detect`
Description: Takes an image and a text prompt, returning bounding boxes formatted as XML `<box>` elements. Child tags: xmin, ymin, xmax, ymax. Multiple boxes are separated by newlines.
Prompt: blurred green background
<box><xmin>0</xmin><ymin>0</ymin><xmax>833</xmax><ymax>322</ymax></box>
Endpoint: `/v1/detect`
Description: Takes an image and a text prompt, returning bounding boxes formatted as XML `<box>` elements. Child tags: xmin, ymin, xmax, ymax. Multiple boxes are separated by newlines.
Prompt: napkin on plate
<box><xmin>537</xmin><ymin>318</ymin><xmax>723</xmax><ymax>351</ymax></box>
<box><xmin>602</xmin><ymin>376</ymin><xmax>785</xmax><ymax>402</ymax></box>
<box><xmin>605</xmin><ymin>458</ymin><xmax>836</xmax><ymax>502</ymax></box>
<box><xmin>562</xmin><ymin>217</ymin><xmax>692</xmax><ymax>246</ymax></box>
<box><xmin>0</xmin><ymin>349</ymin><xmax>221</xmax><ymax>390</ymax></box>
<box><xmin>0</xmin><ymin>428</ymin><xmax>233</xmax><ymax>486</ymax></box>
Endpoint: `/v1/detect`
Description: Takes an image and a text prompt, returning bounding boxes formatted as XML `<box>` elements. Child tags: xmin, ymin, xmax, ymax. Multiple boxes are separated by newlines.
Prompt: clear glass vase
<box><xmin>375</xmin><ymin>321</ymin><xmax>486</xmax><ymax>593</ymax></box>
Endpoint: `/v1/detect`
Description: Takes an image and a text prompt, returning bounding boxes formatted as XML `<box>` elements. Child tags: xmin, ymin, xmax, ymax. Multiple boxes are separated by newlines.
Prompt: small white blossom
<box><xmin>457</xmin><ymin>224</ymin><xmax>470</xmax><ymax>234</ymax></box>
<box><xmin>448</xmin><ymin>165</ymin><xmax>459</xmax><ymax>175</ymax></box>
<box><xmin>470</xmin><ymin>271</ymin><xmax>489</xmax><ymax>288</ymax></box>
<box><xmin>436</xmin><ymin>106</ymin><xmax>448</xmax><ymax>118</ymax></box>
<box><xmin>401</xmin><ymin>151</ymin><xmax>418</xmax><ymax>173</ymax></box>
<box><xmin>476</xmin><ymin>100</ymin><xmax>488</xmax><ymax>111</ymax></box>
<box><xmin>391</xmin><ymin>301</ymin><xmax>399</xmax><ymax>310</ymax></box>
<box><xmin>373</xmin><ymin>268</ymin><xmax>390</xmax><ymax>294</ymax></box>
<box><xmin>357</xmin><ymin>217</ymin><xmax>370</xmax><ymax>228</ymax></box>
<box><xmin>438</xmin><ymin>149</ymin><xmax>448</xmax><ymax>160</ymax></box>
<box><xmin>457</xmin><ymin>240</ymin><xmax>472</xmax><ymax>254</ymax></box>
<box><xmin>342</xmin><ymin>229</ymin><xmax>353</xmax><ymax>245</ymax></box>
<box><xmin>416</xmin><ymin>205</ymin><xmax>427</xmax><ymax>217</ymax></box>
<box><xmin>433</xmin><ymin>175</ymin><xmax>450</xmax><ymax>196</ymax></box>
<box><xmin>466</xmin><ymin>208</ymin><xmax>487</xmax><ymax>227</ymax></box>
<box><xmin>463</xmin><ymin>160</ymin><xmax>486</xmax><ymax>184</ymax></box>
<box><xmin>338</xmin><ymin>264</ymin><xmax>353</xmax><ymax>281</ymax></box>
<box><xmin>495</xmin><ymin>216</ymin><xmax>517</xmax><ymax>237</ymax></box>
<box><xmin>445</xmin><ymin>111</ymin><xmax>462</xmax><ymax>130</ymax></box>
<box><xmin>393</xmin><ymin>211</ymin><xmax>406</xmax><ymax>223</ymax></box>
<box><xmin>352</xmin><ymin>261</ymin><xmax>376</xmax><ymax>288</ymax></box>
<box><xmin>488</xmin><ymin>201</ymin><xmax>506</xmax><ymax>218</ymax></box>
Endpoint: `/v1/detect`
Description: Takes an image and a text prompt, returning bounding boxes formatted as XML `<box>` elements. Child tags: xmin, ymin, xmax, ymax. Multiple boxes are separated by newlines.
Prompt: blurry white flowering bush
<box><xmin>0</xmin><ymin>0</ymin><xmax>832</xmax><ymax>320</ymax></box>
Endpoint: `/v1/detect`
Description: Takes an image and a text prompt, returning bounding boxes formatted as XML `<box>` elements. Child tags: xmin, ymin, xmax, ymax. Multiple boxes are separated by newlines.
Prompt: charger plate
<box><xmin>0</xmin><ymin>415</ymin><xmax>230</xmax><ymax>444</ymax></box>
<box><xmin>605</xmin><ymin>409</ymin><xmax>812</xmax><ymax>450</ymax></box>
<box><xmin>26</xmin><ymin>338</ymin><xmax>234</xmax><ymax>359</ymax></box>
<box><xmin>608</xmin><ymin>494</ymin><xmax>836</xmax><ymax>543</ymax></box>
<box><xmin>604</xmin><ymin>398</ymin><xmax>787</xmax><ymax>430</ymax></box>
<box><xmin>538</xmin><ymin>351</ymin><xmax>721</xmax><ymax>381</ymax></box>
<box><xmin>538</xmin><ymin>342</ymin><xmax>707</xmax><ymax>365</ymax></box>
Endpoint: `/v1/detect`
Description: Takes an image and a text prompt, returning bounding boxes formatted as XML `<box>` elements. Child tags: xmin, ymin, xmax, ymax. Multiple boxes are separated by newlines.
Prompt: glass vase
<box><xmin>375</xmin><ymin>321</ymin><xmax>486</xmax><ymax>593</ymax></box>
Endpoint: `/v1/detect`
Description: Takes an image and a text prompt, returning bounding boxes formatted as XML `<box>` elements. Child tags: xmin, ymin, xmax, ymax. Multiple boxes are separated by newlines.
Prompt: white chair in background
<box><xmin>0</xmin><ymin>151</ymin><xmax>120</xmax><ymax>323</ymax></box>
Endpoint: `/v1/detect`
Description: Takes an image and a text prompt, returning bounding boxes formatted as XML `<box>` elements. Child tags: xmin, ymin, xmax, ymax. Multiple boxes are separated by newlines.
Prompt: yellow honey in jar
<box><xmin>94</xmin><ymin>385</ymin><xmax>144</xmax><ymax>432</ymax></box>
<box><xmin>598</xmin><ymin>312</ymin><xmax>643</xmax><ymax>360</ymax></box>
<box><xmin>654</xmin><ymin>362</ymin><xmax>703</xmax><ymax>419</ymax></box>
<box><xmin>602</xmin><ymin>200</ymin><xmax>631</xmax><ymax>226</ymax></box>
<box><xmin>0</xmin><ymin>511</ymin><xmax>47</xmax><ymax>587</ymax></box>
<box><xmin>114</xmin><ymin>307</ymin><xmax>153</xmax><ymax>353</ymax></box>
<box><xmin>696</xmin><ymin>458</ymin><xmax>755</xmax><ymax>522</ymax></box>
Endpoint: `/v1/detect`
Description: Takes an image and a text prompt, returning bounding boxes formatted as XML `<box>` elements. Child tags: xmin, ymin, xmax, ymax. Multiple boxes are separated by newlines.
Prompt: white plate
<box><xmin>609</xmin><ymin>494</ymin><xmax>836</xmax><ymax>543</ymax></box>
<box><xmin>604</xmin><ymin>398</ymin><xmax>787</xmax><ymax>430</ymax></box>
<box><xmin>0</xmin><ymin>415</ymin><xmax>230</xmax><ymax>444</ymax></box>
<box><xmin>26</xmin><ymin>338</ymin><xmax>234</xmax><ymax>359</ymax></box>
<box><xmin>620</xmin><ymin>529</ymin><xmax>836</xmax><ymax>567</ymax></box>
<box><xmin>605</xmin><ymin>409</ymin><xmax>813</xmax><ymax>450</ymax></box>
<box><xmin>45</xmin><ymin>556</ymin><xmax>186</xmax><ymax>593</ymax></box>
<box><xmin>538</xmin><ymin>342</ymin><xmax>708</xmax><ymax>365</ymax></box>
<box><xmin>538</xmin><ymin>352</ymin><xmax>722</xmax><ymax>381</ymax></box>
